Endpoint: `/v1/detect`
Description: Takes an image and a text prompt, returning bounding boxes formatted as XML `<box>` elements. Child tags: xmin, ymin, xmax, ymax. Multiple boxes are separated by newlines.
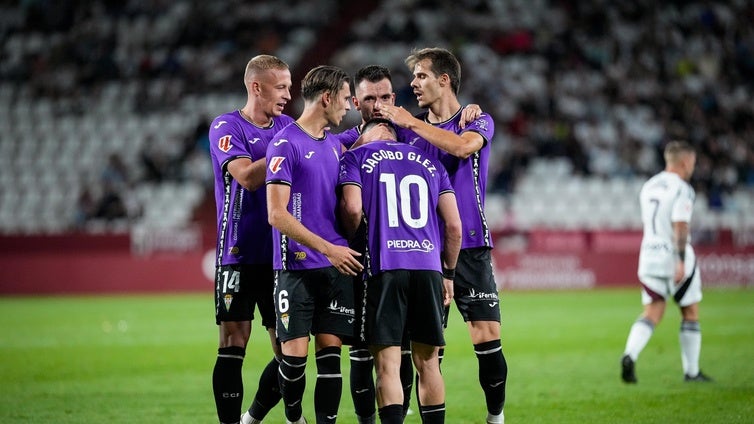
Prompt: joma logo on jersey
<box><xmin>218</xmin><ymin>135</ymin><xmax>232</xmax><ymax>153</ymax></box>
<box><xmin>294</xmin><ymin>251</ymin><xmax>306</xmax><ymax>260</ymax></box>
<box><xmin>269</xmin><ymin>156</ymin><xmax>285</xmax><ymax>173</ymax></box>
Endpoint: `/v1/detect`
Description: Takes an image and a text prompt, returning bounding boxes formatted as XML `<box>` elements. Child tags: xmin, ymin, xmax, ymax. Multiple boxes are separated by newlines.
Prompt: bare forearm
<box><xmin>407</xmin><ymin>119</ymin><xmax>478</xmax><ymax>158</ymax></box>
<box><xmin>269</xmin><ymin>209</ymin><xmax>330</xmax><ymax>254</ymax></box>
<box><xmin>673</xmin><ymin>222</ymin><xmax>689</xmax><ymax>260</ymax></box>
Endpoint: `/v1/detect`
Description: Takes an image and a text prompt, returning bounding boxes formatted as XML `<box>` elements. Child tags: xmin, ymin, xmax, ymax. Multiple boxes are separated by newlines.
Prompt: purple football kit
<box><xmin>401</xmin><ymin>110</ymin><xmax>495</xmax><ymax>250</ymax></box>
<box><xmin>209</xmin><ymin>111</ymin><xmax>295</xmax><ymax>266</ymax></box>
<box><xmin>265</xmin><ymin>123</ymin><xmax>350</xmax><ymax>270</ymax></box>
<box><xmin>339</xmin><ymin>141</ymin><xmax>453</xmax><ymax>275</ymax></box>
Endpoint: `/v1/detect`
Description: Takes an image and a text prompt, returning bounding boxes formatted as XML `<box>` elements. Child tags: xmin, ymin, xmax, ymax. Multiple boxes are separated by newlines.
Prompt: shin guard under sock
<box><xmin>315</xmin><ymin>346</ymin><xmax>342</xmax><ymax>424</ymax></box>
<box><xmin>213</xmin><ymin>346</ymin><xmax>245</xmax><ymax>424</ymax></box>
<box><xmin>279</xmin><ymin>354</ymin><xmax>307</xmax><ymax>422</ymax></box>
<box><xmin>247</xmin><ymin>356</ymin><xmax>282</xmax><ymax>420</ymax></box>
<box><xmin>475</xmin><ymin>340</ymin><xmax>507</xmax><ymax>415</ymax></box>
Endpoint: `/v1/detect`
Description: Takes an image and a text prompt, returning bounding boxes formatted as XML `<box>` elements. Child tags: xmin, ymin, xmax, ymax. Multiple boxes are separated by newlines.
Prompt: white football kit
<box><xmin>637</xmin><ymin>171</ymin><xmax>702</xmax><ymax>306</ymax></box>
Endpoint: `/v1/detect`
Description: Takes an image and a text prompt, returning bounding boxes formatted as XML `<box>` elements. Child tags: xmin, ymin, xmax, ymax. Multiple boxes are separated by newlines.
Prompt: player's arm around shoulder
<box><xmin>387</xmin><ymin>105</ymin><xmax>484</xmax><ymax>159</ymax></box>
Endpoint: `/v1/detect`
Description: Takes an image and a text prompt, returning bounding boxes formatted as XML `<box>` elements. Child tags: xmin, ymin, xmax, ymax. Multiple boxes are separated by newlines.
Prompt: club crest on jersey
<box><xmin>269</xmin><ymin>156</ymin><xmax>286</xmax><ymax>173</ymax></box>
<box><xmin>224</xmin><ymin>294</ymin><xmax>233</xmax><ymax>311</ymax></box>
<box><xmin>218</xmin><ymin>135</ymin><xmax>232</xmax><ymax>153</ymax></box>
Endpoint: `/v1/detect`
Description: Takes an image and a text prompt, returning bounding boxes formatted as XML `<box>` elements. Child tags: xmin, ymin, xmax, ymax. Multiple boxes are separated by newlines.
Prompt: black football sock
<box><xmin>247</xmin><ymin>356</ymin><xmax>282</xmax><ymax>420</ymax></box>
<box><xmin>212</xmin><ymin>346</ymin><xmax>245</xmax><ymax>424</ymax></box>
<box><xmin>475</xmin><ymin>340</ymin><xmax>507</xmax><ymax>415</ymax></box>
<box><xmin>314</xmin><ymin>346</ymin><xmax>343</xmax><ymax>424</ymax></box>
<box><xmin>279</xmin><ymin>354</ymin><xmax>307</xmax><ymax>422</ymax></box>
<box><xmin>349</xmin><ymin>346</ymin><xmax>376</xmax><ymax>421</ymax></box>
<box><xmin>419</xmin><ymin>403</ymin><xmax>446</xmax><ymax>423</ymax></box>
<box><xmin>378</xmin><ymin>404</ymin><xmax>404</xmax><ymax>424</ymax></box>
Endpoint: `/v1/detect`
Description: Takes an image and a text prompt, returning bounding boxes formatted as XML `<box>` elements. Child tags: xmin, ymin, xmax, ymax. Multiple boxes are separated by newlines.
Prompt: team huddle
<box><xmin>208</xmin><ymin>48</ymin><xmax>507</xmax><ymax>424</ymax></box>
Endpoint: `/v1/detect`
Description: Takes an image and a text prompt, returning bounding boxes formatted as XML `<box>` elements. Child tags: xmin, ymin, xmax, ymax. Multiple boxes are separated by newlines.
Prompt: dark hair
<box><xmin>362</xmin><ymin>117</ymin><xmax>397</xmax><ymax>138</ymax></box>
<box><xmin>405</xmin><ymin>47</ymin><xmax>461</xmax><ymax>95</ymax></box>
<box><xmin>354</xmin><ymin>65</ymin><xmax>392</xmax><ymax>86</ymax></box>
<box><xmin>300</xmin><ymin>65</ymin><xmax>351</xmax><ymax>101</ymax></box>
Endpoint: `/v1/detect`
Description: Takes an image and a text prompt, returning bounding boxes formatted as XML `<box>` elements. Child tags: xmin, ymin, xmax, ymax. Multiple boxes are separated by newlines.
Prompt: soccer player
<box><xmin>339</xmin><ymin>118</ymin><xmax>462</xmax><ymax>424</ymax></box>
<box><xmin>340</xmin><ymin>65</ymin><xmax>485</xmax><ymax>423</ymax></box>
<box><xmin>266</xmin><ymin>65</ymin><xmax>364</xmax><ymax>424</ymax></box>
<box><xmin>338</xmin><ymin>65</ymin><xmax>412</xmax><ymax>424</ymax></box>
<box><xmin>379</xmin><ymin>47</ymin><xmax>507</xmax><ymax>424</ymax></box>
<box><xmin>621</xmin><ymin>140</ymin><xmax>712</xmax><ymax>384</ymax></box>
<box><xmin>208</xmin><ymin>54</ymin><xmax>294</xmax><ymax>424</ymax></box>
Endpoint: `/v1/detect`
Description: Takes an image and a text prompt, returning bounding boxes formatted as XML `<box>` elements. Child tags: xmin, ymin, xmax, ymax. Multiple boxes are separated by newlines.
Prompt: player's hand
<box><xmin>460</xmin><ymin>104</ymin><xmax>482</xmax><ymax>128</ymax></box>
<box><xmin>324</xmin><ymin>244</ymin><xmax>363</xmax><ymax>276</ymax></box>
<box><xmin>379</xmin><ymin>105</ymin><xmax>412</xmax><ymax>128</ymax></box>
<box><xmin>674</xmin><ymin>261</ymin><xmax>684</xmax><ymax>283</ymax></box>
<box><xmin>442</xmin><ymin>277</ymin><xmax>454</xmax><ymax>306</ymax></box>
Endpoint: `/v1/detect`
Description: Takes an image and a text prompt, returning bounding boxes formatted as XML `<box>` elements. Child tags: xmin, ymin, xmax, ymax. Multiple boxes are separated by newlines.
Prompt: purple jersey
<box><xmin>339</xmin><ymin>141</ymin><xmax>453</xmax><ymax>274</ymax></box>
<box><xmin>402</xmin><ymin>110</ymin><xmax>495</xmax><ymax>249</ymax></box>
<box><xmin>208</xmin><ymin>111</ymin><xmax>295</xmax><ymax>266</ymax></box>
<box><xmin>266</xmin><ymin>123</ymin><xmax>349</xmax><ymax>270</ymax></box>
<box><xmin>331</xmin><ymin>126</ymin><xmax>360</xmax><ymax>149</ymax></box>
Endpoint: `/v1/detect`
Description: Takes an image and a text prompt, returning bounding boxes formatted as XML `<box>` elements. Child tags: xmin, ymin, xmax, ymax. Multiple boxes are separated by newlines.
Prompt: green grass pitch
<box><xmin>1</xmin><ymin>287</ymin><xmax>752</xmax><ymax>423</ymax></box>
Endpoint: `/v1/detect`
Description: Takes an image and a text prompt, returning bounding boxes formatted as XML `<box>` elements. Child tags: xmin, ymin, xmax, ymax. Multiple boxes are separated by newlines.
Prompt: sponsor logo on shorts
<box><xmin>328</xmin><ymin>300</ymin><xmax>355</xmax><ymax>317</ymax></box>
<box><xmin>468</xmin><ymin>288</ymin><xmax>499</xmax><ymax>303</ymax></box>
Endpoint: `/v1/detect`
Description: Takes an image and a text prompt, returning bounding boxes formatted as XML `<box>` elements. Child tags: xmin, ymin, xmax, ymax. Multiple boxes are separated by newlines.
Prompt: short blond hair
<box><xmin>663</xmin><ymin>140</ymin><xmax>695</xmax><ymax>165</ymax></box>
<box><xmin>243</xmin><ymin>55</ymin><xmax>289</xmax><ymax>84</ymax></box>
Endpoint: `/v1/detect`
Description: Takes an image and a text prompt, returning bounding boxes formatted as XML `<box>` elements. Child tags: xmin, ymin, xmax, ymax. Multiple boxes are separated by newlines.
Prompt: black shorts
<box><xmin>365</xmin><ymin>270</ymin><xmax>445</xmax><ymax>347</ymax></box>
<box><xmin>214</xmin><ymin>264</ymin><xmax>276</xmax><ymax>328</ymax></box>
<box><xmin>453</xmin><ymin>247</ymin><xmax>501</xmax><ymax>323</ymax></box>
<box><xmin>274</xmin><ymin>267</ymin><xmax>355</xmax><ymax>343</ymax></box>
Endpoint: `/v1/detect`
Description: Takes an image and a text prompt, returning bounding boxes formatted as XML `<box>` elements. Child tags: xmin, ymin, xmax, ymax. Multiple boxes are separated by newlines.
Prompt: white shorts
<box><xmin>638</xmin><ymin>250</ymin><xmax>702</xmax><ymax>307</ymax></box>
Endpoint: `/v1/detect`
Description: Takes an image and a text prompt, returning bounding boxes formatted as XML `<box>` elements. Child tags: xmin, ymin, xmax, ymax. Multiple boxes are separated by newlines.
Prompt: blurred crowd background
<box><xmin>1</xmin><ymin>0</ymin><xmax>753</xmax><ymax>235</ymax></box>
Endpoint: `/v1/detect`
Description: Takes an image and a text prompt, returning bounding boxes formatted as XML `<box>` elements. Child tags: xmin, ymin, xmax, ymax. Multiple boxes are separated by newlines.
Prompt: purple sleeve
<box><xmin>461</xmin><ymin>113</ymin><xmax>495</xmax><ymax>145</ymax></box>
<box><xmin>266</xmin><ymin>134</ymin><xmax>296</xmax><ymax>185</ymax></box>
<box><xmin>338</xmin><ymin>149</ymin><xmax>362</xmax><ymax>187</ymax></box>
<box><xmin>209</xmin><ymin>115</ymin><xmax>250</xmax><ymax>166</ymax></box>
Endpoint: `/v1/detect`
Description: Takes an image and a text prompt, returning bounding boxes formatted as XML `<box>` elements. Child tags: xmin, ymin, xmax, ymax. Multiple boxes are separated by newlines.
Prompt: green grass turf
<box><xmin>0</xmin><ymin>287</ymin><xmax>752</xmax><ymax>423</ymax></box>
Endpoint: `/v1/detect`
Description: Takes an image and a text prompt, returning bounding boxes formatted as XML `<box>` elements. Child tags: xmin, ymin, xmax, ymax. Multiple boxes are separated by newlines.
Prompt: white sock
<box><xmin>241</xmin><ymin>411</ymin><xmax>262</xmax><ymax>424</ymax></box>
<box><xmin>624</xmin><ymin>318</ymin><xmax>654</xmax><ymax>361</ymax></box>
<box><xmin>487</xmin><ymin>410</ymin><xmax>504</xmax><ymax>424</ymax></box>
<box><xmin>680</xmin><ymin>320</ymin><xmax>701</xmax><ymax>376</ymax></box>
